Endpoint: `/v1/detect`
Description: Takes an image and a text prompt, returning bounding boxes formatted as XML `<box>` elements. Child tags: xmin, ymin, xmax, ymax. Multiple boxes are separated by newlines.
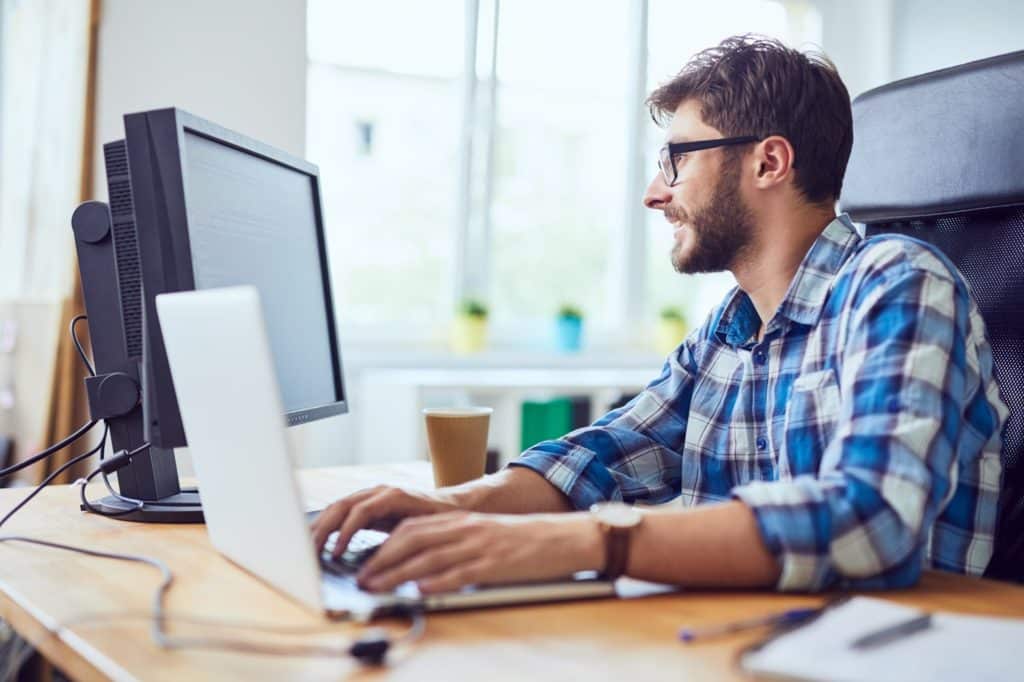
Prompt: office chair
<box><xmin>840</xmin><ymin>50</ymin><xmax>1024</xmax><ymax>582</ymax></box>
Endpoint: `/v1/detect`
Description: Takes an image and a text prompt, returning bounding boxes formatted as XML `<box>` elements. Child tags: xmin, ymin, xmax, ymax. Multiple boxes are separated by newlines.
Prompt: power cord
<box><xmin>79</xmin><ymin>427</ymin><xmax>146</xmax><ymax>516</ymax></box>
<box><xmin>0</xmin><ymin>316</ymin><xmax>100</xmax><ymax>483</ymax></box>
<box><xmin>0</xmin><ymin>434</ymin><xmax>107</xmax><ymax>528</ymax></box>
<box><xmin>0</xmin><ymin>420</ymin><xmax>97</xmax><ymax>481</ymax></box>
<box><xmin>79</xmin><ymin>437</ymin><xmax>154</xmax><ymax>516</ymax></box>
<box><xmin>0</xmin><ymin>535</ymin><xmax>424</xmax><ymax>664</ymax></box>
<box><xmin>70</xmin><ymin>314</ymin><xmax>95</xmax><ymax>377</ymax></box>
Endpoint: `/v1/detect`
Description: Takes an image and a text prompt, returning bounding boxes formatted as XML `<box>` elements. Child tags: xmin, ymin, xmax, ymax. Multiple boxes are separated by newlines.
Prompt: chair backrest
<box><xmin>839</xmin><ymin>50</ymin><xmax>1024</xmax><ymax>582</ymax></box>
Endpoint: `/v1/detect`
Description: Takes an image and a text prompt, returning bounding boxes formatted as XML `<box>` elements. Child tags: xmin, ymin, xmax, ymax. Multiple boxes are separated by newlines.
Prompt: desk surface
<box><xmin>1</xmin><ymin>462</ymin><xmax>1023</xmax><ymax>681</ymax></box>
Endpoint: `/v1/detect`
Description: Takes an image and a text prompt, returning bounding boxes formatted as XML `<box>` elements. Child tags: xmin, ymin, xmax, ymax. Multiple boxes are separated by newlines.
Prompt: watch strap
<box><xmin>602</xmin><ymin>525</ymin><xmax>631</xmax><ymax>580</ymax></box>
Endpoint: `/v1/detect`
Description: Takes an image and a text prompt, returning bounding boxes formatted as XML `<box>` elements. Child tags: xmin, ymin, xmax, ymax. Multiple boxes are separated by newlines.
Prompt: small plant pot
<box><xmin>655</xmin><ymin>318</ymin><xmax>687</xmax><ymax>354</ymax></box>
<box><xmin>451</xmin><ymin>315</ymin><xmax>488</xmax><ymax>354</ymax></box>
<box><xmin>555</xmin><ymin>316</ymin><xmax>583</xmax><ymax>353</ymax></box>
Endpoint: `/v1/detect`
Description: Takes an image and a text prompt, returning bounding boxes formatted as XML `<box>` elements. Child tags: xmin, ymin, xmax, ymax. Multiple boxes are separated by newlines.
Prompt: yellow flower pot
<box><xmin>451</xmin><ymin>315</ymin><xmax>488</xmax><ymax>354</ymax></box>
<box><xmin>655</xmin><ymin>318</ymin><xmax>688</xmax><ymax>355</ymax></box>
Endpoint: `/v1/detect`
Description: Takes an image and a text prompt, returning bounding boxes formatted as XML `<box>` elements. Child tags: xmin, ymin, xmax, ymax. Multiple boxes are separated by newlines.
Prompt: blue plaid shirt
<box><xmin>511</xmin><ymin>214</ymin><xmax>1007</xmax><ymax>591</ymax></box>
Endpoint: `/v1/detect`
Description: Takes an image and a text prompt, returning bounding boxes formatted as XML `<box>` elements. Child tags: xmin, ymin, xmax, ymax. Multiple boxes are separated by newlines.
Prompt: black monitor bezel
<box><xmin>125</xmin><ymin>107</ymin><xmax>347</xmax><ymax>448</ymax></box>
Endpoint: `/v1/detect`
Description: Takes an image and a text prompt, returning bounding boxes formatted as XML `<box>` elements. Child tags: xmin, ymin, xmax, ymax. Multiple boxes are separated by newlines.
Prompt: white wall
<box><xmin>94</xmin><ymin>0</ymin><xmax>306</xmax><ymax>169</ymax></box>
<box><xmin>891</xmin><ymin>0</ymin><xmax>1024</xmax><ymax>80</ymax></box>
<box><xmin>812</xmin><ymin>0</ymin><xmax>894</xmax><ymax>98</ymax></box>
<box><xmin>813</xmin><ymin>0</ymin><xmax>1024</xmax><ymax>101</ymax></box>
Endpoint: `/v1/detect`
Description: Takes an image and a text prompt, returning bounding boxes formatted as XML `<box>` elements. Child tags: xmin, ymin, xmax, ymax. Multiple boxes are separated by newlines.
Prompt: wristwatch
<box><xmin>589</xmin><ymin>502</ymin><xmax>644</xmax><ymax>580</ymax></box>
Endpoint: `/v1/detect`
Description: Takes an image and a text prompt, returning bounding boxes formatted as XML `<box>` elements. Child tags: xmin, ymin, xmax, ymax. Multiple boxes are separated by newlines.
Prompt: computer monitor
<box><xmin>71</xmin><ymin>108</ymin><xmax>347</xmax><ymax>522</ymax></box>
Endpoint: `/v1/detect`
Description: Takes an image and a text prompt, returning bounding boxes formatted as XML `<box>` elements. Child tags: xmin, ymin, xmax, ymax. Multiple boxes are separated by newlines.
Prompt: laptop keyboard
<box><xmin>320</xmin><ymin>529</ymin><xmax>388</xmax><ymax>576</ymax></box>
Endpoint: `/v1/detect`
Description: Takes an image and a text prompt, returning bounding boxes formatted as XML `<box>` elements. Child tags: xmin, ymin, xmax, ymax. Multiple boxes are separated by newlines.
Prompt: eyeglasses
<box><xmin>657</xmin><ymin>135</ymin><xmax>760</xmax><ymax>187</ymax></box>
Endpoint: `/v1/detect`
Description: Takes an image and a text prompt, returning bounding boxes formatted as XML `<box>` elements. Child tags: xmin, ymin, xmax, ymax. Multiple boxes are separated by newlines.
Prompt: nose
<box><xmin>643</xmin><ymin>172</ymin><xmax>672</xmax><ymax>210</ymax></box>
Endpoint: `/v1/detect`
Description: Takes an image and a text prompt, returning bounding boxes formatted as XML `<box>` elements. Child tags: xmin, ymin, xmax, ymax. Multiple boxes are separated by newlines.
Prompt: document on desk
<box><xmin>741</xmin><ymin>596</ymin><xmax>1024</xmax><ymax>682</ymax></box>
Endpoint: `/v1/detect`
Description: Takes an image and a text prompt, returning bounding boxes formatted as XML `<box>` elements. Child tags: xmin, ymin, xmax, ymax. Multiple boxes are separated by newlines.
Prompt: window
<box><xmin>306</xmin><ymin>0</ymin><xmax>823</xmax><ymax>349</ymax></box>
<box><xmin>488</xmin><ymin>0</ymin><xmax>631</xmax><ymax>332</ymax></box>
<box><xmin>306</xmin><ymin>0</ymin><xmax>464</xmax><ymax>328</ymax></box>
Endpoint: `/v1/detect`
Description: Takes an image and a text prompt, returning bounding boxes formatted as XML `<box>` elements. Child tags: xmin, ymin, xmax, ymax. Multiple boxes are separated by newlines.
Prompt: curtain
<box><xmin>0</xmin><ymin>0</ymin><xmax>98</xmax><ymax>485</ymax></box>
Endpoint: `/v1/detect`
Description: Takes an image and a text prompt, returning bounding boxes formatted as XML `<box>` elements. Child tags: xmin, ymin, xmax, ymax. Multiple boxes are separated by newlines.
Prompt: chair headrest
<box><xmin>839</xmin><ymin>50</ymin><xmax>1024</xmax><ymax>224</ymax></box>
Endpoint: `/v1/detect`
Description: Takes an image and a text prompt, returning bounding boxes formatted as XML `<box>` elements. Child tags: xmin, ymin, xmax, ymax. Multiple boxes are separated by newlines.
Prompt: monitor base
<box><xmin>81</xmin><ymin>490</ymin><xmax>203</xmax><ymax>523</ymax></box>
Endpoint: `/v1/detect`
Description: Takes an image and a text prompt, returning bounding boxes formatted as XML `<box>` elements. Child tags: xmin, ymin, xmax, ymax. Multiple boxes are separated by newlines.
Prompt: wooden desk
<box><xmin>1</xmin><ymin>463</ymin><xmax>1023</xmax><ymax>681</ymax></box>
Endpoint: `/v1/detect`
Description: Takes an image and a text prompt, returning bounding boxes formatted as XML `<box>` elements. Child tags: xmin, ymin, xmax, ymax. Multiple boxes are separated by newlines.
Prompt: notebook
<box><xmin>741</xmin><ymin>596</ymin><xmax>1024</xmax><ymax>682</ymax></box>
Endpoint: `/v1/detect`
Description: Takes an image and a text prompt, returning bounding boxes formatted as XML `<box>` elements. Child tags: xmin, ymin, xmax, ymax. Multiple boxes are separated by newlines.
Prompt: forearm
<box><xmin>440</xmin><ymin>466</ymin><xmax>575</xmax><ymax>514</ymax></box>
<box><xmin>627</xmin><ymin>501</ymin><xmax>780</xmax><ymax>587</ymax></box>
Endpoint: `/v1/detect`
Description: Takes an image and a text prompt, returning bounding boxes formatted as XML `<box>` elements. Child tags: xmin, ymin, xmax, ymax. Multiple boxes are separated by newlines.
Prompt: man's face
<box><xmin>643</xmin><ymin>100</ymin><xmax>755</xmax><ymax>275</ymax></box>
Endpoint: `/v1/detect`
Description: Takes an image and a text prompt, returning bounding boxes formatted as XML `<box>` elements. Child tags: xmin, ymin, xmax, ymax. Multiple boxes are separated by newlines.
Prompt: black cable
<box><xmin>0</xmin><ymin>316</ymin><xmax>98</xmax><ymax>482</ymax></box>
<box><xmin>96</xmin><ymin>428</ymin><xmax>147</xmax><ymax>513</ymax></box>
<box><xmin>0</xmin><ymin>435</ymin><xmax>106</xmax><ymax>528</ymax></box>
<box><xmin>70</xmin><ymin>314</ymin><xmax>95</xmax><ymax>377</ymax></box>
<box><xmin>79</xmin><ymin>426</ymin><xmax>145</xmax><ymax>517</ymax></box>
<box><xmin>0</xmin><ymin>419</ymin><xmax>97</xmax><ymax>481</ymax></box>
<box><xmin>71</xmin><ymin>312</ymin><xmax>151</xmax><ymax>515</ymax></box>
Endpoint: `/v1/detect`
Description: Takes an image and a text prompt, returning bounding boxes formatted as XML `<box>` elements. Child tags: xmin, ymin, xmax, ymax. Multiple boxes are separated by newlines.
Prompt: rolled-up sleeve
<box><xmin>733</xmin><ymin>266</ymin><xmax>1002</xmax><ymax>591</ymax></box>
<box><xmin>509</xmin><ymin>341</ymin><xmax>697</xmax><ymax>510</ymax></box>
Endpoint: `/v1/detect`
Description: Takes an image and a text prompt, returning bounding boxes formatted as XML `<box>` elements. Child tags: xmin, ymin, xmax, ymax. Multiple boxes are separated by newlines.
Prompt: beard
<box><xmin>668</xmin><ymin>156</ymin><xmax>755</xmax><ymax>274</ymax></box>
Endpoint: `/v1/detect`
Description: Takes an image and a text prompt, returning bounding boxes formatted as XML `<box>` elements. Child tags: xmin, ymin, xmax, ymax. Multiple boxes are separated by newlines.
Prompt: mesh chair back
<box><xmin>863</xmin><ymin>210</ymin><xmax>1024</xmax><ymax>579</ymax></box>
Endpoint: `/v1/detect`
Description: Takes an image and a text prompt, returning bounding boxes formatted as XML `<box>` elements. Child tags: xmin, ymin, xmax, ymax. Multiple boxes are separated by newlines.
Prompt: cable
<box><xmin>0</xmin><ymin>317</ymin><xmax>98</xmax><ymax>481</ymax></box>
<box><xmin>0</xmin><ymin>435</ymin><xmax>106</xmax><ymax>528</ymax></box>
<box><xmin>70</xmin><ymin>314</ymin><xmax>95</xmax><ymax>377</ymax></box>
<box><xmin>58</xmin><ymin>610</ymin><xmax>357</xmax><ymax>634</ymax></box>
<box><xmin>0</xmin><ymin>420</ymin><xmax>97</xmax><ymax>481</ymax></box>
<box><xmin>0</xmin><ymin>535</ymin><xmax>425</xmax><ymax>663</ymax></box>
<box><xmin>96</xmin><ymin>428</ymin><xmax>146</xmax><ymax>513</ymax></box>
<box><xmin>69</xmin><ymin>313</ymin><xmax>149</xmax><ymax>516</ymax></box>
<box><xmin>79</xmin><ymin>427</ymin><xmax>145</xmax><ymax>517</ymax></box>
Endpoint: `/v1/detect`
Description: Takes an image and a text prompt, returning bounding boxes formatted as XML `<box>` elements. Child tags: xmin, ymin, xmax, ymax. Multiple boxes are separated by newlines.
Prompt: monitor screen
<box><xmin>181</xmin><ymin>131</ymin><xmax>339</xmax><ymax>414</ymax></box>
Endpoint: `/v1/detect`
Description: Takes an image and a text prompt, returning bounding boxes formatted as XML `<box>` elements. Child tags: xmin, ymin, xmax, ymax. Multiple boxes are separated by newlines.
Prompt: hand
<box><xmin>356</xmin><ymin>511</ymin><xmax>605</xmax><ymax>594</ymax></box>
<box><xmin>310</xmin><ymin>485</ymin><xmax>459</xmax><ymax>558</ymax></box>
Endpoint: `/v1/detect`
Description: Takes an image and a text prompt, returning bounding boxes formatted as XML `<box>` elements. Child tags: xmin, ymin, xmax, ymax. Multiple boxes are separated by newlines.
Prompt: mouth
<box><xmin>667</xmin><ymin>217</ymin><xmax>688</xmax><ymax>237</ymax></box>
<box><xmin>665</xmin><ymin>211</ymin><xmax>688</xmax><ymax>231</ymax></box>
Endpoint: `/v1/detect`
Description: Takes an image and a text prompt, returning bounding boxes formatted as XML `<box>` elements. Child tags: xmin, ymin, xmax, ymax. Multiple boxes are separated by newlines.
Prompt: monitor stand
<box><xmin>83</xmin><ymin>489</ymin><xmax>203</xmax><ymax>523</ymax></box>
<box><xmin>72</xmin><ymin>199</ymin><xmax>204</xmax><ymax>524</ymax></box>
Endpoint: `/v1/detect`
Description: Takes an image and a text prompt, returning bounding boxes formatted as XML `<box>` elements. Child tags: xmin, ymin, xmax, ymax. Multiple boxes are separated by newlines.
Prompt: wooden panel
<box><xmin>0</xmin><ymin>462</ymin><xmax>1022</xmax><ymax>681</ymax></box>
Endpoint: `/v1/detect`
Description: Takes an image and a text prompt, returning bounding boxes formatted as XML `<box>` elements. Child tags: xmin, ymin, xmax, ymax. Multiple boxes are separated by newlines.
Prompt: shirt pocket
<box><xmin>783</xmin><ymin>368</ymin><xmax>842</xmax><ymax>473</ymax></box>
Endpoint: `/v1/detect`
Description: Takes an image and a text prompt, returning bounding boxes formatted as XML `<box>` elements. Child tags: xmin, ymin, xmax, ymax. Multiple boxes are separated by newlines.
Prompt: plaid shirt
<box><xmin>511</xmin><ymin>214</ymin><xmax>1008</xmax><ymax>591</ymax></box>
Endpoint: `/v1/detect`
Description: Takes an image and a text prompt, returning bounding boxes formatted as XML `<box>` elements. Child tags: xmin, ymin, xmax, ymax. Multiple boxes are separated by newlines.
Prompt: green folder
<box><xmin>520</xmin><ymin>397</ymin><xmax>574</xmax><ymax>452</ymax></box>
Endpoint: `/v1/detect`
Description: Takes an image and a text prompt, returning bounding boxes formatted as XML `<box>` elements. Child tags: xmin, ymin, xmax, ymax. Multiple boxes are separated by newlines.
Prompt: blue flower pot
<box><xmin>555</xmin><ymin>316</ymin><xmax>583</xmax><ymax>353</ymax></box>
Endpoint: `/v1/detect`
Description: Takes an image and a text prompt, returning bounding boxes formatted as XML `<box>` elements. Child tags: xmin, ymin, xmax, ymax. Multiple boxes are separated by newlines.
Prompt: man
<box><xmin>312</xmin><ymin>35</ymin><xmax>1008</xmax><ymax>594</ymax></box>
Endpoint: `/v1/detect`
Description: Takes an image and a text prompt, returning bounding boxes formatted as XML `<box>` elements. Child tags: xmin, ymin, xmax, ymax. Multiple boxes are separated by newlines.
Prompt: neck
<box><xmin>732</xmin><ymin>203</ymin><xmax>836</xmax><ymax>335</ymax></box>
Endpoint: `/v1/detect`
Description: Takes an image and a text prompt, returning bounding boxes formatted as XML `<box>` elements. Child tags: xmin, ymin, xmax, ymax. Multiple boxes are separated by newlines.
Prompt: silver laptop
<box><xmin>155</xmin><ymin>286</ymin><xmax>628</xmax><ymax>620</ymax></box>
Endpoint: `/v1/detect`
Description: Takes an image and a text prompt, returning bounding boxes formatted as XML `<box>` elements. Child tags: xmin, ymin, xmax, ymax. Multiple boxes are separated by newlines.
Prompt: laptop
<box><xmin>154</xmin><ymin>286</ymin><xmax>635</xmax><ymax>620</ymax></box>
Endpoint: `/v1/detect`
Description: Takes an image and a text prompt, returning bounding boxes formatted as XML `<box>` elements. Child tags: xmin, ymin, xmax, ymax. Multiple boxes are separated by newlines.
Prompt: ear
<box><xmin>750</xmin><ymin>135</ymin><xmax>795</xmax><ymax>190</ymax></box>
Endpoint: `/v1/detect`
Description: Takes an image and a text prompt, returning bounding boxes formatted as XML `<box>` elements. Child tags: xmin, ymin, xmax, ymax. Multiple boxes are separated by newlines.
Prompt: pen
<box><xmin>850</xmin><ymin>613</ymin><xmax>933</xmax><ymax>650</ymax></box>
<box><xmin>678</xmin><ymin>607</ymin><xmax>820</xmax><ymax>643</ymax></box>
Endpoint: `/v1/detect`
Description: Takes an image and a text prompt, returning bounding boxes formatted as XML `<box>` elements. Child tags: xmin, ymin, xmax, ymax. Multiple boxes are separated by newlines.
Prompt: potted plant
<box><xmin>555</xmin><ymin>304</ymin><xmax>583</xmax><ymax>353</ymax></box>
<box><xmin>452</xmin><ymin>299</ymin><xmax>488</xmax><ymax>353</ymax></box>
<box><xmin>655</xmin><ymin>306</ymin><xmax>688</xmax><ymax>354</ymax></box>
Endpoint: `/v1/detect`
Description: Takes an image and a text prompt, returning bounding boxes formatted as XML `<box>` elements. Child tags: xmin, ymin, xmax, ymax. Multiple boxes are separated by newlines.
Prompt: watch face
<box><xmin>591</xmin><ymin>502</ymin><xmax>643</xmax><ymax>528</ymax></box>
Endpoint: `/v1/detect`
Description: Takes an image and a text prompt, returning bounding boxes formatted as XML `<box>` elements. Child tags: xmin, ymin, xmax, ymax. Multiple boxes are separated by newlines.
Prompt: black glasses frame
<box><xmin>658</xmin><ymin>135</ymin><xmax>760</xmax><ymax>186</ymax></box>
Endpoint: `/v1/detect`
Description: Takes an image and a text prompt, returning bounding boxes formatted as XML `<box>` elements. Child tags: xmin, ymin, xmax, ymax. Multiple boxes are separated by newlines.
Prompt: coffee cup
<box><xmin>422</xmin><ymin>407</ymin><xmax>493</xmax><ymax>488</ymax></box>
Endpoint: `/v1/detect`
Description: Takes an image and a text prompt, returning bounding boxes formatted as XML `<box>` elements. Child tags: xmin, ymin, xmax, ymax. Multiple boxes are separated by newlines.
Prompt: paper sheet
<box><xmin>742</xmin><ymin>596</ymin><xmax>1024</xmax><ymax>682</ymax></box>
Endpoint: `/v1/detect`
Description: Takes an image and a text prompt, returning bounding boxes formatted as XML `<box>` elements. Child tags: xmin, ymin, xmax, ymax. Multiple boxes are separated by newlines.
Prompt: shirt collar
<box><xmin>714</xmin><ymin>213</ymin><xmax>862</xmax><ymax>346</ymax></box>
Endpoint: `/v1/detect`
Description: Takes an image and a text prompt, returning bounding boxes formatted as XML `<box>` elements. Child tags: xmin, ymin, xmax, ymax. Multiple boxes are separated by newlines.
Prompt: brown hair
<box><xmin>647</xmin><ymin>34</ymin><xmax>852</xmax><ymax>204</ymax></box>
